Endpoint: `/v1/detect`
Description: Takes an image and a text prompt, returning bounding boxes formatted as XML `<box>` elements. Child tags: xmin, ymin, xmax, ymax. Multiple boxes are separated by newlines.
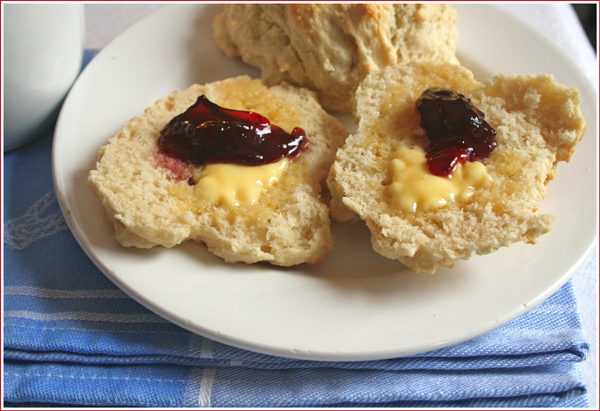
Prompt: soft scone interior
<box><xmin>88</xmin><ymin>76</ymin><xmax>348</xmax><ymax>266</ymax></box>
<box><xmin>328</xmin><ymin>62</ymin><xmax>586</xmax><ymax>273</ymax></box>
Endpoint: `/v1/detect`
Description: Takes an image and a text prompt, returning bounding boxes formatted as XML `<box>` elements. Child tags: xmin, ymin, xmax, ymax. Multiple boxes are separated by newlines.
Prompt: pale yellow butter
<box><xmin>390</xmin><ymin>145</ymin><xmax>492</xmax><ymax>213</ymax></box>
<box><xmin>194</xmin><ymin>159</ymin><xmax>288</xmax><ymax>206</ymax></box>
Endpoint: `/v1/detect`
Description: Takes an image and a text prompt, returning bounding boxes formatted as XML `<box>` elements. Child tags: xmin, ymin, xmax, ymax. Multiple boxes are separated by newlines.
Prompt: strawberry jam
<box><xmin>416</xmin><ymin>88</ymin><xmax>497</xmax><ymax>177</ymax></box>
<box><xmin>158</xmin><ymin>95</ymin><xmax>308</xmax><ymax>167</ymax></box>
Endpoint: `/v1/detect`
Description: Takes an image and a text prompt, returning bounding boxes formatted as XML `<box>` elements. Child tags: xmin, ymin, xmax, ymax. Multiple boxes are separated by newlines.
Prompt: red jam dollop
<box><xmin>158</xmin><ymin>95</ymin><xmax>308</xmax><ymax>167</ymax></box>
<box><xmin>416</xmin><ymin>87</ymin><xmax>497</xmax><ymax>177</ymax></box>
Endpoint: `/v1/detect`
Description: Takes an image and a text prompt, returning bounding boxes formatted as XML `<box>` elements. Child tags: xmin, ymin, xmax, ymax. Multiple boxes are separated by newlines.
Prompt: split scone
<box><xmin>213</xmin><ymin>4</ymin><xmax>459</xmax><ymax>113</ymax></box>
<box><xmin>88</xmin><ymin>76</ymin><xmax>348</xmax><ymax>266</ymax></box>
<box><xmin>327</xmin><ymin>62</ymin><xmax>586</xmax><ymax>273</ymax></box>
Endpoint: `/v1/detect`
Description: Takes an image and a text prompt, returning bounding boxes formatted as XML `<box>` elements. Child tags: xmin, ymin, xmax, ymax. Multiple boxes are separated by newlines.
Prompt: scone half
<box><xmin>327</xmin><ymin>62</ymin><xmax>586</xmax><ymax>273</ymax></box>
<box><xmin>88</xmin><ymin>76</ymin><xmax>348</xmax><ymax>266</ymax></box>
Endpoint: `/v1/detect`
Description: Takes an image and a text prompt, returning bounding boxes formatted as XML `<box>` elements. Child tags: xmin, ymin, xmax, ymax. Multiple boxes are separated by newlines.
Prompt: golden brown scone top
<box><xmin>213</xmin><ymin>4</ymin><xmax>459</xmax><ymax>113</ymax></box>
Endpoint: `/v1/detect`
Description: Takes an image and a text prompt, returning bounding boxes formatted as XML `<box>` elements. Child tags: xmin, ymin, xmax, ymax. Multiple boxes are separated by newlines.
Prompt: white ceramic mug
<box><xmin>3</xmin><ymin>4</ymin><xmax>85</xmax><ymax>151</ymax></box>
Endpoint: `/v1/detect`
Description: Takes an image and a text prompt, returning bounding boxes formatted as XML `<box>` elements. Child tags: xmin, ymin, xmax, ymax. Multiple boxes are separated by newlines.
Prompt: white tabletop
<box><xmin>84</xmin><ymin>3</ymin><xmax>598</xmax><ymax>407</ymax></box>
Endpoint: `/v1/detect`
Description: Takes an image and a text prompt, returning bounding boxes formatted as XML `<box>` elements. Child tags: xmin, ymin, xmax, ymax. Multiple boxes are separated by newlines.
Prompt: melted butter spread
<box><xmin>194</xmin><ymin>158</ymin><xmax>288</xmax><ymax>206</ymax></box>
<box><xmin>390</xmin><ymin>145</ymin><xmax>492</xmax><ymax>213</ymax></box>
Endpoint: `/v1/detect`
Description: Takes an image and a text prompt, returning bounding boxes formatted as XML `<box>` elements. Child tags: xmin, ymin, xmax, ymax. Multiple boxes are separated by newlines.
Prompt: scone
<box><xmin>327</xmin><ymin>62</ymin><xmax>586</xmax><ymax>273</ymax></box>
<box><xmin>88</xmin><ymin>76</ymin><xmax>348</xmax><ymax>266</ymax></box>
<box><xmin>213</xmin><ymin>4</ymin><xmax>459</xmax><ymax>113</ymax></box>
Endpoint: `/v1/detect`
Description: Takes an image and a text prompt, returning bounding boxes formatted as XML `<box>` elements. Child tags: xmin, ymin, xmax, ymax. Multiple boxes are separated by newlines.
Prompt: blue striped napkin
<box><xmin>3</xmin><ymin>50</ymin><xmax>591</xmax><ymax>408</ymax></box>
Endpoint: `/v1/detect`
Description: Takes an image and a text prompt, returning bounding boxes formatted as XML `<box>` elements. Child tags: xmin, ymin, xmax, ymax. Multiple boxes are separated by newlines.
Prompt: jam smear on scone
<box><xmin>416</xmin><ymin>88</ymin><xmax>497</xmax><ymax>177</ymax></box>
<box><xmin>158</xmin><ymin>95</ymin><xmax>308</xmax><ymax>168</ymax></box>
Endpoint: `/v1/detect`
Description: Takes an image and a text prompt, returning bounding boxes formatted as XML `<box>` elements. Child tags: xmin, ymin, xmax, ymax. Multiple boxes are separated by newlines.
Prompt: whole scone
<box><xmin>327</xmin><ymin>62</ymin><xmax>586</xmax><ymax>273</ymax></box>
<box><xmin>88</xmin><ymin>76</ymin><xmax>348</xmax><ymax>266</ymax></box>
<box><xmin>213</xmin><ymin>4</ymin><xmax>459</xmax><ymax>113</ymax></box>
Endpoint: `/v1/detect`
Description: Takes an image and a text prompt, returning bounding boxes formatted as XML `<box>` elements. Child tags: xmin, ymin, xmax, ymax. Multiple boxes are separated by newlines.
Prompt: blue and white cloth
<box><xmin>2</xmin><ymin>50</ymin><xmax>592</xmax><ymax>408</ymax></box>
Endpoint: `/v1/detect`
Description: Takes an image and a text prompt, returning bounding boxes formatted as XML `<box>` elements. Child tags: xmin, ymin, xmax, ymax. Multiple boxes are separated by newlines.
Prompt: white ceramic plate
<box><xmin>53</xmin><ymin>4</ymin><xmax>597</xmax><ymax>361</ymax></box>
